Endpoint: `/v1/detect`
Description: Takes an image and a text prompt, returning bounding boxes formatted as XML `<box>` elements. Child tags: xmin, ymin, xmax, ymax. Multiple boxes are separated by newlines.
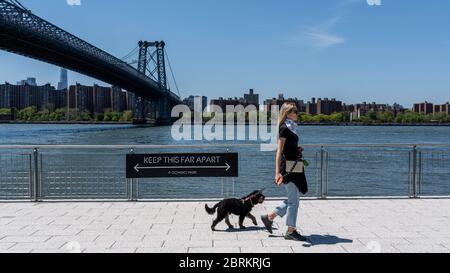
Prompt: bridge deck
<box><xmin>1</xmin><ymin>199</ymin><xmax>450</xmax><ymax>253</ymax></box>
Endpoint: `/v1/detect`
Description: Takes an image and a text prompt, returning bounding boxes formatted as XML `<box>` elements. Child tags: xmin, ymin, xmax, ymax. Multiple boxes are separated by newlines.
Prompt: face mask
<box><xmin>285</xmin><ymin>118</ymin><xmax>298</xmax><ymax>135</ymax></box>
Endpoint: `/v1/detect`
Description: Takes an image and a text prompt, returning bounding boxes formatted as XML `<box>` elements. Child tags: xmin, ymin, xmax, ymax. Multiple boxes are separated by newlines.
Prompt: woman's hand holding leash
<box><xmin>275</xmin><ymin>173</ymin><xmax>284</xmax><ymax>186</ymax></box>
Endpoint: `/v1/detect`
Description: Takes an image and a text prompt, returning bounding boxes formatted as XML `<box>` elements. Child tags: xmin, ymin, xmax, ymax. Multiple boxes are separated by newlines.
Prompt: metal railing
<box><xmin>1</xmin><ymin>144</ymin><xmax>450</xmax><ymax>201</ymax></box>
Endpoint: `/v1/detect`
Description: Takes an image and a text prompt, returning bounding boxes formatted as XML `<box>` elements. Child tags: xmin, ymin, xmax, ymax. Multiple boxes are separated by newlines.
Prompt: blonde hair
<box><xmin>278</xmin><ymin>103</ymin><xmax>297</xmax><ymax>127</ymax></box>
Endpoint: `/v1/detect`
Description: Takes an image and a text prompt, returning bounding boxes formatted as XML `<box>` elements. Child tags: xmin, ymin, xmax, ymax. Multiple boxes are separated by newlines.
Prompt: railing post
<box><xmin>325</xmin><ymin>150</ymin><xmax>329</xmax><ymax>198</ymax></box>
<box><xmin>28</xmin><ymin>154</ymin><xmax>32</xmax><ymax>201</ymax></box>
<box><xmin>411</xmin><ymin>145</ymin><xmax>418</xmax><ymax>199</ymax></box>
<box><xmin>319</xmin><ymin>146</ymin><xmax>327</xmax><ymax>199</ymax></box>
<box><xmin>32</xmin><ymin>148</ymin><xmax>40</xmax><ymax>202</ymax></box>
<box><xmin>418</xmin><ymin>150</ymin><xmax>422</xmax><ymax>197</ymax></box>
<box><xmin>40</xmin><ymin>153</ymin><xmax>43</xmax><ymax>200</ymax></box>
<box><xmin>226</xmin><ymin>147</ymin><xmax>236</xmax><ymax>197</ymax></box>
<box><xmin>128</xmin><ymin>148</ymin><xmax>136</xmax><ymax>201</ymax></box>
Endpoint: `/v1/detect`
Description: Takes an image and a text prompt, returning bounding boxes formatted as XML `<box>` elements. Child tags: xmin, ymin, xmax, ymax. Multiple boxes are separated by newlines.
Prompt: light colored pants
<box><xmin>274</xmin><ymin>182</ymin><xmax>300</xmax><ymax>228</ymax></box>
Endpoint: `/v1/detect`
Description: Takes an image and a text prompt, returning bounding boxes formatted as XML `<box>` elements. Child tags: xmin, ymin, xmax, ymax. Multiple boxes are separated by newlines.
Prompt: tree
<box><xmin>395</xmin><ymin>113</ymin><xmax>404</xmax><ymax>124</ymax></box>
<box><xmin>55</xmin><ymin>108</ymin><xmax>67</xmax><ymax>120</ymax></box>
<box><xmin>357</xmin><ymin>116</ymin><xmax>371</xmax><ymax>124</ymax></box>
<box><xmin>402</xmin><ymin>111</ymin><xmax>423</xmax><ymax>123</ymax></box>
<box><xmin>49</xmin><ymin>111</ymin><xmax>63</xmax><ymax>121</ymax></box>
<box><xmin>0</xmin><ymin>108</ymin><xmax>11</xmax><ymax>115</ymax></box>
<box><xmin>80</xmin><ymin>112</ymin><xmax>93</xmax><ymax>121</ymax></box>
<box><xmin>103</xmin><ymin>111</ymin><xmax>113</xmax><ymax>121</ymax></box>
<box><xmin>329</xmin><ymin>112</ymin><xmax>345</xmax><ymax>123</ymax></box>
<box><xmin>311</xmin><ymin>114</ymin><xmax>331</xmax><ymax>123</ymax></box>
<box><xmin>17</xmin><ymin>106</ymin><xmax>37</xmax><ymax>121</ymax></box>
<box><xmin>299</xmin><ymin>113</ymin><xmax>314</xmax><ymax>123</ymax></box>
<box><xmin>377</xmin><ymin>111</ymin><xmax>394</xmax><ymax>123</ymax></box>
<box><xmin>111</xmin><ymin>112</ymin><xmax>120</xmax><ymax>122</ymax></box>
<box><xmin>95</xmin><ymin>113</ymin><xmax>104</xmax><ymax>122</ymax></box>
<box><xmin>36</xmin><ymin>109</ymin><xmax>50</xmax><ymax>121</ymax></box>
<box><xmin>433</xmin><ymin>113</ymin><xmax>450</xmax><ymax>123</ymax></box>
<box><xmin>122</xmin><ymin>111</ymin><xmax>133</xmax><ymax>122</ymax></box>
<box><xmin>367</xmin><ymin>111</ymin><xmax>377</xmax><ymax>121</ymax></box>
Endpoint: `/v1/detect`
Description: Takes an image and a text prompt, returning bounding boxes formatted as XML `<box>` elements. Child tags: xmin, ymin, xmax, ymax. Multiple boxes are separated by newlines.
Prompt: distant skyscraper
<box><xmin>57</xmin><ymin>68</ymin><xmax>68</xmax><ymax>90</ymax></box>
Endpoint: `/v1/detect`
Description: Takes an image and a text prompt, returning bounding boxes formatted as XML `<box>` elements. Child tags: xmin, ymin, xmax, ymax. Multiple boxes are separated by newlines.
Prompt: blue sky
<box><xmin>1</xmin><ymin>0</ymin><xmax>450</xmax><ymax>106</ymax></box>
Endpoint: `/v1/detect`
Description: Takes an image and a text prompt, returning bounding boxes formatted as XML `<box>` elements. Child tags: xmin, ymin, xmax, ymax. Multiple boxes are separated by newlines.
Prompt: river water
<box><xmin>1</xmin><ymin>124</ymin><xmax>450</xmax><ymax>145</ymax></box>
<box><xmin>0</xmin><ymin>124</ymin><xmax>449</xmax><ymax>199</ymax></box>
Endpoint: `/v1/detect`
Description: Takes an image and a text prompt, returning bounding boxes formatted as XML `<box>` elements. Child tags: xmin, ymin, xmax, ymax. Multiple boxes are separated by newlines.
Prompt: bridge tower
<box><xmin>133</xmin><ymin>41</ymin><xmax>150</xmax><ymax>125</ymax></box>
<box><xmin>152</xmin><ymin>41</ymin><xmax>171</xmax><ymax>125</ymax></box>
<box><xmin>132</xmin><ymin>40</ymin><xmax>172</xmax><ymax>125</ymax></box>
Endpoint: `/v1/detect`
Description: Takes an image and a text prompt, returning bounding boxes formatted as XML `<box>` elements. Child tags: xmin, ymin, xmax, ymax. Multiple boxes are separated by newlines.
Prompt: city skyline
<box><xmin>4</xmin><ymin>71</ymin><xmax>450</xmax><ymax>107</ymax></box>
<box><xmin>1</xmin><ymin>1</ymin><xmax>450</xmax><ymax>106</ymax></box>
<box><xmin>2</xmin><ymin>77</ymin><xmax>448</xmax><ymax>117</ymax></box>
<box><xmin>3</xmin><ymin>78</ymin><xmax>450</xmax><ymax>111</ymax></box>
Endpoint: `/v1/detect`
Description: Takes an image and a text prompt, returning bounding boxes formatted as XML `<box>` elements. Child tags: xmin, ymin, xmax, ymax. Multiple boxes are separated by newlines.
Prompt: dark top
<box><xmin>279</xmin><ymin>124</ymin><xmax>299</xmax><ymax>161</ymax></box>
<box><xmin>279</xmin><ymin>123</ymin><xmax>308</xmax><ymax>194</ymax></box>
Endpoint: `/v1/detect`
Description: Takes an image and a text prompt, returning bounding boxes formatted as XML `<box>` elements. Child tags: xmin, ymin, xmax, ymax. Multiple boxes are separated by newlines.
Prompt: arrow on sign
<box><xmin>134</xmin><ymin>163</ymin><xmax>231</xmax><ymax>173</ymax></box>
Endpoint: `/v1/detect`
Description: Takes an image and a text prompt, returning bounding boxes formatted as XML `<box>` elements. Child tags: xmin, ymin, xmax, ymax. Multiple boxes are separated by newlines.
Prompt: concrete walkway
<box><xmin>1</xmin><ymin>199</ymin><xmax>450</xmax><ymax>253</ymax></box>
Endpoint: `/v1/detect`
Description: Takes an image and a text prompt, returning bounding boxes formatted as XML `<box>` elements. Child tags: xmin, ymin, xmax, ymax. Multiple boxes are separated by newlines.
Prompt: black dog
<box><xmin>205</xmin><ymin>191</ymin><xmax>266</xmax><ymax>231</ymax></box>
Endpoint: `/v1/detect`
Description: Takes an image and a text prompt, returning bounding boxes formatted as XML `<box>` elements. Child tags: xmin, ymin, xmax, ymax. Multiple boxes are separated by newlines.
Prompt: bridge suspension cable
<box><xmin>121</xmin><ymin>45</ymin><xmax>139</xmax><ymax>61</ymax></box>
<box><xmin>164</xmin><ymin>49</ymin><xmax>181</xmax><ymax>97</ymax></box>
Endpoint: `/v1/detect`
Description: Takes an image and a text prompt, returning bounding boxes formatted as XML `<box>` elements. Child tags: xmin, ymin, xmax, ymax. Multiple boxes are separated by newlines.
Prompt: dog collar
<box><xmin>241</xmin><ymin>198</ymin><xmax>256</xmax><ymax>207</ymax></box>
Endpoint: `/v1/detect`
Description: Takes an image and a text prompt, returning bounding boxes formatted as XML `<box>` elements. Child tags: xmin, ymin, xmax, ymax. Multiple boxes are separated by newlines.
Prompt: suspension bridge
<box><xmin>0</xmin><ymin>0</ymin><xmax>183</xmax><ymax>125</ymax></box>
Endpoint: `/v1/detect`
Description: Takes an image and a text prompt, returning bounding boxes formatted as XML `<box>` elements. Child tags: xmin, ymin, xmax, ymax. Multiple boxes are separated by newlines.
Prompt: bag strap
<box><xmin>282</xmin><ymin>155</ymin><xmax>300</xmax><ymax>176</ymax></box>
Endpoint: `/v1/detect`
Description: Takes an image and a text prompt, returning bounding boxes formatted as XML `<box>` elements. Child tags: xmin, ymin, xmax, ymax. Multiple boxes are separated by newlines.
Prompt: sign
<box><xmin>126</xmin><ymin>153</ymin><xmax>238</xmax><ymax>178</ymax></box>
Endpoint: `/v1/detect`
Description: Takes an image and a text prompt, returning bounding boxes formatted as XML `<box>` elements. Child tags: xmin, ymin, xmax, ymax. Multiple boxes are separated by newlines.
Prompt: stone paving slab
<box><xmin>1</xmin><ymin>199</ymin><xmax>450</xmax><ymax>253</ymax></box>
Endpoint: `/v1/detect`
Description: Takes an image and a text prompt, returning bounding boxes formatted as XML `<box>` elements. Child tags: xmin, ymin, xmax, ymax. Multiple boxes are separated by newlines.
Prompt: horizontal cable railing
<box><xmin>2</xmin><ymin>144</ymin><xmax>450</xmax><ymax>149</ymax></box>
<box><xmin>0</xmin><ymin>144</ymin><xmax>449</xmax><ymax>201</ymax></box>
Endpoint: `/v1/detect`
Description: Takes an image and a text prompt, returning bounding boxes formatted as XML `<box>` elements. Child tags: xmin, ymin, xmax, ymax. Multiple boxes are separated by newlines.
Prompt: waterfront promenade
<box><xmin>1</xmin><ymin>199</ymin><xmax>450</xmax><ymax>253</ymax></box>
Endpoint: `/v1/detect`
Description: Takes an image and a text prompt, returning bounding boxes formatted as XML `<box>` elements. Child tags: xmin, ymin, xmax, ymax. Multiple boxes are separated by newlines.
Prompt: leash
<box><xmin>259</xmin><ymin>156</ymin><xmax>302</xmax><ymax>193</ymax></box>
<box><xmin>244</xmin><ymin>155</ymin><xmax>306</xmax><ymax>200</ymax></box>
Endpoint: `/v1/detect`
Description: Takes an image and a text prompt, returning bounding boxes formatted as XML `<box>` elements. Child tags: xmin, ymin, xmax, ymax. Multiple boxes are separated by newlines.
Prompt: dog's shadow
<box><xmin>215</xmin><ymin>226</ymin><xmax>279</xmax><ymax>233</ymax></box>
<box><xmin>268</xmin><ymin>234</ymin><xmax>353</xmax><ymax>247</ymax></box>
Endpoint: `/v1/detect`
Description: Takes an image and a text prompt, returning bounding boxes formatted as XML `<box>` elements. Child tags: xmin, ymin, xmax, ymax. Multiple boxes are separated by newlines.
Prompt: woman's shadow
<box><xmin>215</xmin><ymin>227</ymin><xmax>352</xmax><ymax>248</ymax></box>
<box><xmin>269</xmin><ymin>234</ymin><xmax>353</xmax><ymax>247</ymax></box>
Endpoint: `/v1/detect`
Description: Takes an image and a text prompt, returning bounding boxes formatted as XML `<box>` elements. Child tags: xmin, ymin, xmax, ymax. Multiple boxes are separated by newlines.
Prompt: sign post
<box><xmin>126</xmin><ymin>153</ymin><xmax>238</xmax><ymax>179</ymax></box>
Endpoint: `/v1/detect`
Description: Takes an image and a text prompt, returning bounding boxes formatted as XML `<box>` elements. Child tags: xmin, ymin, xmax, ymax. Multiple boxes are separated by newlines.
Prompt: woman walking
<box><xmin>261</xmin><ymin>103</ymin><xmax>308</xmax><ymax>241</ymax></box>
